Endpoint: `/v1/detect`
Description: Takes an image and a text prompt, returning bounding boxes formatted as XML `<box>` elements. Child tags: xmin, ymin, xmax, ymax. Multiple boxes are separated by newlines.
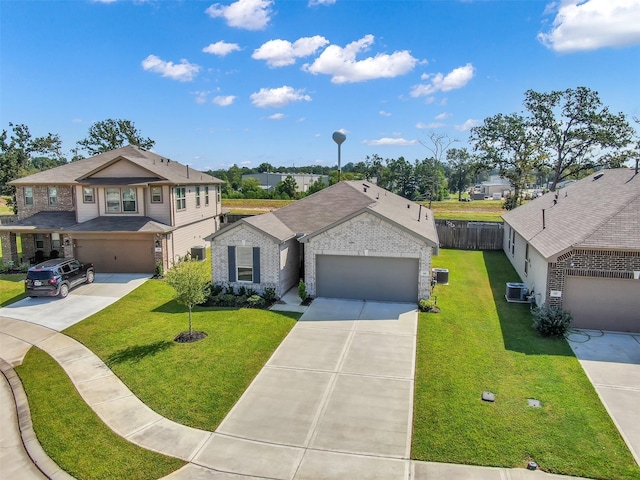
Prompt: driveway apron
<box><xmin>567</xmin><ymin>330</ymin><xmax>640</xmax><ymax>466</ymax></box>
<box><xmin>193</xmin><ymin>298</ymin><xmax>417</xmax><ymax>479</ymax></box>
<box><xmin>0</xmin><ymin>273</ymin><xmax>149</xmax><ymax>331</ymax></box>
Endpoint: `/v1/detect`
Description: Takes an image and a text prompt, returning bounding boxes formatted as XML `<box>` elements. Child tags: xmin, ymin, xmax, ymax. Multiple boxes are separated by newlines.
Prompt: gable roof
<box><xmin>208</xmin><ymin>181</ymin><xmax>439</xmax><ymax>247</ymax></box>
<box><xmin>503</xmin><ymin>168</ymin><xmax>640</xmax><ymax>260</ymax></box>
<box><xmin>9</xmin><ymin>145</ymin><xmax>223</xmax><ymax>186</ymax></box>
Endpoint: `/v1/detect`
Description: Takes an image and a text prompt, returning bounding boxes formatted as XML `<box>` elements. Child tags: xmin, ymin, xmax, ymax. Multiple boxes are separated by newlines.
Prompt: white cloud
<box><xmin>205</xmin><ymin>0</ymin><xmax>273</xmax><ymax>31</ymax></box>
<box><xmin>309</xmin><ymin>0</ymin><xmax>336</xmax><ymax>6</ymax></box>
<box><xmin>203</xmin><ymin>41</ymin><xmax>241</xmax><ymax>56</ymax></box>
<box><xmin>538</xmin><ymin>0</ymin><xmax>640</xmax><ymax>52</ymax></box>
<box><xmin>363</xmin><ymin>137</ymin><xmax>418</xmax><ymax>146</ymax></box>
<box><xmin>250</xmin><ymin>86</ymin><xmax>312</xmax><ymax>108</ymax></box>
<box><xmin>379</xmin><ymin>110</ymin><xmax>392</xmax><ymax>117</ymax></box>
<box><xmin>302</xmin><ymin>34</ymin><xmax>418</xmax><ymax>83</ymax></box>
<box><xmin>213</xmin><ymin>95</ymin><xmax>236</xmax><ymax>106</ymax></box>
<box><xmin>416</xmin><ymin>122</ymin><xmax>445</xmax><ymax>129</ymax></box>
<box><xmin>410</xmin><ymin>63</ymin><xmax>475</xmax><ymax>97</ymax></box>
<box><xmin>141</xmin><ymin>54</ymin><xmax>201</xmax><ymax>81</ymax></box>
<box><xmin>435</xmin><ymin>112</ymin><xmax>452</xmax><ymax>120</ymax></box>
<box><xmin>253</xmin><ymin>36</ymin><xmax>329</xmax><ymax>67</ymax></box>
<box><xmin>453</xmin><ymin>119</ymin><xmax>479</xmax><ymax>131</ymax></box>
<box><xmin>268</xmin><ymin>113</ymin><xmax>286</xmax><ymax>120</ymax></box>
<box><xmin>193</xmin><ymin>91</ymin><xmax>210</xmax><ymax>104</ymax></box>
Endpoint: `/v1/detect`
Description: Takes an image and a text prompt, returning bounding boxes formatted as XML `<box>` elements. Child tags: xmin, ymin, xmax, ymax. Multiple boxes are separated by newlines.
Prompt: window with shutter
<box><xmin>237</xmin><ymin>246</ymin><xmax>253</xmax><ymax>282</ymax></box>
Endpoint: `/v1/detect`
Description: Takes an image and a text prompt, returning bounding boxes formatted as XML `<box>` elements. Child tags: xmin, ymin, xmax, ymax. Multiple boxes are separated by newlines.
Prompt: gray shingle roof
<box><xmin>502</xmin><ymin>168</ymin><xmax>640</xmax><ymax>260</ymax></box>
<box><xmin>209</xmin><ymin>181</ymin><xmax>439</xmax><ymax>247</ymax></box>
<box><xmin>9</xmin><ymin>145</ymin><xmax>223</xmax><ymax>186</ymax></box>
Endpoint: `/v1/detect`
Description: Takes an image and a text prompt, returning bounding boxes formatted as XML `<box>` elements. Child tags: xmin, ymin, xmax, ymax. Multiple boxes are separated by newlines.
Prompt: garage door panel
<box><xmin>75</xmin><ymin>238</ymin><xmax>155</xmax><ymax>274</ymax></box>
<box><xmin>316</xmin><ymin>255</ymin><xmax>418</xmax><ymax>303</ymax></box>
<box><xmin>565</xmin><ymin>277</ymin><xmax>640</xmax><ymax>332</ymax></box>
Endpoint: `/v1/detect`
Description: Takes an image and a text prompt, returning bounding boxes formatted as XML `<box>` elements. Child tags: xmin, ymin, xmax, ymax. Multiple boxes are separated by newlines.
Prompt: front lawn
<box><xmin>412</xmin><ymin>250</ymin><xmax>639</xmax><ymax>480</ymax></box>
<box><xmin>16</xmin><ymin>348</ymin><xmax>184</xmax><ymax>480</ymax></box>
<box><xmin>64</xmin><ymin>280</ymin><xmax>300</xmax><ymax>430</ymax></box>
<box><xmin>0</xmin><ymin>273</ymin><xmax>25</xmax><ymax>306</ymax></box>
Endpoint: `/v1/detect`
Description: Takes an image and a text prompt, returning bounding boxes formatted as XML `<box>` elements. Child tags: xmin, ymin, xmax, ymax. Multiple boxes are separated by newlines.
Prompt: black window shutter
<box><xmin>228</xmin><ymin>246</ymin><xmax>236</xmax><ymax>282</ymax></box>
<box><xmin>253</xmin><ymin>247</ymin><xmax>260</xmax><ymax>283</ymax></box>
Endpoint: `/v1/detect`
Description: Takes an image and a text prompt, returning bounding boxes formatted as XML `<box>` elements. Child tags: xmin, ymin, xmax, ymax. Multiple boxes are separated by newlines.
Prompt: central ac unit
<box><xmin>506</xmin><ymin>282</ymin><xmax>528</xmax><ymax>301</ymax></box>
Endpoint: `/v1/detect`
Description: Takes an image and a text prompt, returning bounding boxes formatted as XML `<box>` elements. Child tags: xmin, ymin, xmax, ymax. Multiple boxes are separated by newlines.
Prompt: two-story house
<box><xmin>0</xmin><ymin>145</ymin><xmax>224</xmax><ymax>274</ymax></box>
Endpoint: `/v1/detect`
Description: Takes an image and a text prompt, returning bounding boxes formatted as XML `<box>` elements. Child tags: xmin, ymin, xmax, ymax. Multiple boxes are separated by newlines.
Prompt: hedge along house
<box><xmin>207</xmin><ymin>181</ymin><xmax>439</xmax><ymax>303</ymax></box>
<box><xmin>1</xmin><ymin>145</ymin><xmax>224</xmax><ymax>274</ymax></box>
<box><xmin>502</xmin><ymin>168</ymin><xmax>640</xmax><ymax>332</ymax></box>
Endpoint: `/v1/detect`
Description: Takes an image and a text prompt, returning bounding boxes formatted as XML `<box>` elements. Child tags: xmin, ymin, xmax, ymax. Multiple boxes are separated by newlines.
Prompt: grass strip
<box><xmin>15</xmin><ymin>348</ymin><xmax>184</xmax><ymax>480</ymax></box>
<box><xmin>412</xmin><ymin>249</ymin><xmax>639</xmax><ymax>480</ymax></box>
<box><xmin>0</xmin><ymin>273</ymin><xmax>26</xmax><ymax>306</ymax></box>
<box><xmin>64</xmin><ymin>279</ymin><xmax>299</xmax><ymax>430</ymax></box>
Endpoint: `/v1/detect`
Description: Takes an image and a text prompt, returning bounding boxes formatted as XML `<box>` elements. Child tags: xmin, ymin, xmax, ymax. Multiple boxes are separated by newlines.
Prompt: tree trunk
<box><xmin>188</xmin><ymin>306</ymin><xmax>193</xmax><ymax>335</ymax></box>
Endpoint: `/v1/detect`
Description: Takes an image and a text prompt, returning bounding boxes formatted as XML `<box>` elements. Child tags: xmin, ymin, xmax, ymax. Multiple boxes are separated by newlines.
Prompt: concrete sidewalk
<box><xmin>1</xmin><ymin>303</ymin><xmax>588</xmax><ymax>480</ymax></box>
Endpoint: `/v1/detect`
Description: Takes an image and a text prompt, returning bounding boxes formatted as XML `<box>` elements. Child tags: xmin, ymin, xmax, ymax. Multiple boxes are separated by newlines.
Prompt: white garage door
<box><xmin>316</xmin><ymin>255</ymin><xmax>418</xmax><ymax>303</ymax></box>
<box><xmin>74</xmin><ymin>237</ymin><xmax>155</xmax><ymax>273</ymax></box>
<box><xmin>564</xmin><ymin>276</ymin><xmax>640</xmax><ymax>332</ymax></box>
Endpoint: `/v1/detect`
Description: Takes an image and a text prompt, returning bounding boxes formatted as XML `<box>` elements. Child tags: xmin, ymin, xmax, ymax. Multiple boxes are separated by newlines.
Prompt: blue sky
<box><xmin>2</xmin><ymin>0</ymin><xmax>639</xmax><ymax>172</ymax></box>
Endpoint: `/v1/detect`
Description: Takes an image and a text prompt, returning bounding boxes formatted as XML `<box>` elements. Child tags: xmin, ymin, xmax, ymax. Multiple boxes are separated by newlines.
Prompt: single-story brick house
<box><xmin>502</xmin><ymin>168</ymin><xmax>640</xmax><ymax>332</ymax></box>
<box><xmin>207</xmin><ymin>181</ymin><xmax>439</xmax><ymax>303</ymax></box>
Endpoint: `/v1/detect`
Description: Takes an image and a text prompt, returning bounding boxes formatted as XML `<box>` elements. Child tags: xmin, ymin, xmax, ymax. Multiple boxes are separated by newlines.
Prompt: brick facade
<box><xmin>304</xmin><ymin>212</ymin><xmax>433</xmax><ymax>300</ymax></box>
<box><xmin>15</xmin><ymin>185</ymin><xmax>75</xmax><ymax>220</ymax></box>
<box><xmin>546</xmin><ymin>248</ymin><xmax>640</xmax><ymax>308</ymax></box>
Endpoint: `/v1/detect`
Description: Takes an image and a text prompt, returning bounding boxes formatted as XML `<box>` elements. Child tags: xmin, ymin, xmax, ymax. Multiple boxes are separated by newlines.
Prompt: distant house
<box><xmin>502</xmin><ymin>168</ymin><xmax>640</xmax><ymax>332</ymax></box>
<box><xmin>206</xmin><ymin>181</ymin><xmax>439</xmax><ymax>303</ymax></box>
<box><xmin>0</xmin><ymin>146</ymin><xmax>224</xmax><ymax>274</ymax></box>
<box><xmin>241</xmin><ymin>173</ymin><xmax>329</xmax><ymax>193</ymax></box>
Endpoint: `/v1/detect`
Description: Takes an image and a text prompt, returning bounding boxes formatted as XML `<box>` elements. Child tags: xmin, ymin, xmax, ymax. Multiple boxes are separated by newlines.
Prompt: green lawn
<box><xmin>428</xmin><ymin>198</ymin><xmax>506</xmax><ymax>222</ymax></box>
<box><xmin>0</xmin><ymin>273</ymin><xmax>25</xmax><ymax>306</ymax></box>
<box><xmin>63</xmin><ymin>280</ymin><xmax>300</xmax><ymax>430</ymax></box>
<box><xmin>413</xmin><ymin>249</ymin><xmax>640</xmax><ymax>480</ymax></box>
<box><xmin>16</xmin><ymin>348</ymin><xmax>184</xmax><ymax>480</ymax></box>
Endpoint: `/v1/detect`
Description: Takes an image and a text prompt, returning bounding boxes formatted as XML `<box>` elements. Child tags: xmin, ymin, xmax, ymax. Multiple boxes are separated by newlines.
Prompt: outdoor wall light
<box><xmin>64</xmin><ymin>239</ymin><xmax>70</xmax><ymax>246</ymax></box>
<box><xmin>155</xmin><ymin>240</ymin><xmax>161</xmax><ymax>247</ymax></box>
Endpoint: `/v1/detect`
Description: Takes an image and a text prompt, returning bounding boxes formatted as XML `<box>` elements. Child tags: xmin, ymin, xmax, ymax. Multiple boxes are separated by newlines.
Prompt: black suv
<box><xmin>25</xmin><ymin>258</ymin><xmax>95</xmax><ymax>298</ymax></box>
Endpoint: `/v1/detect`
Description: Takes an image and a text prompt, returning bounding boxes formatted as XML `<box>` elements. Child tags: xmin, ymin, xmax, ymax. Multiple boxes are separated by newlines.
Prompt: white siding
<box><xmin>90</xmin><ymin>160</ymin><xmax>153</xmax><ymax>178</ymax></box>
<box><xmin>503</xmin><ymin>221</ymin><xmax>547</xmax><ymax>304</ymax></box>
<box><xmin>75</xmin><ymin>185</ymin><xmax>99</xmax><ymax>223</ymax></box>
<box><xmin>173</xmin><ymin>185</ymin><xmax>221</xmax><ymax>228</ymax></box>
<box><xmin>170</xmin><ymin>217</ymin><xmax>217</xmax><ymax>266</ymax></box>
<box><xmin>146</xmin><ymin>185</ymin><xmax>171</xmax><ymax>225</ymax></box>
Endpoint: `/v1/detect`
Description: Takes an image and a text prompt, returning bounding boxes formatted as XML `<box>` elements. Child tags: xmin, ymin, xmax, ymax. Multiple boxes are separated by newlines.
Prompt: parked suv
<box><xmin>25</xmin><ymin>258</ymin><xmax>95</xmax><ymax>298</ymax></box>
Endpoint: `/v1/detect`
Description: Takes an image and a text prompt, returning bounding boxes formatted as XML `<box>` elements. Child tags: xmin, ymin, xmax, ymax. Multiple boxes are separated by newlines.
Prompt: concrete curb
<box><xmin>0</xmin><ymin>357</ymin><xmax>75</xmax><ymax>480</ymax></box>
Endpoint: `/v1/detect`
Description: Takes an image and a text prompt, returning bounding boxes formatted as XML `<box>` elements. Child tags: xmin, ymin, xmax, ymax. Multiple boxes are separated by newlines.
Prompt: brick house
<box><xmin>207</xmin><ymin>181</ymin><xmax>439</xmax><ymax>303</ymax></box>
<box><xmin>502</xmin><ymin>168</ymin><xmax>640</xmax><ymax>332</ymax></box>
<box><xmin>0</xmin><ymin>145</ymin><xmax>224</xmax><ymax>274</ymax></box>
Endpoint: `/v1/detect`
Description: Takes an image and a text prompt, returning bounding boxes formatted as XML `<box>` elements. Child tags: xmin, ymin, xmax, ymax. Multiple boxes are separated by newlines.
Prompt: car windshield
<box><xmin>27</xmin><ymin>270</ymin><xmax>54</xmax><ymax>280</ymax></box>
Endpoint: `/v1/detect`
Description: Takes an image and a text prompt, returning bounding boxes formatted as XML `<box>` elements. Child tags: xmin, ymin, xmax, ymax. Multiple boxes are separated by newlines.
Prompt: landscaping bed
<box><xmin>412</xmin><ymin>249</ymin><xmax>640</xmax><ymax>480</ymax></box>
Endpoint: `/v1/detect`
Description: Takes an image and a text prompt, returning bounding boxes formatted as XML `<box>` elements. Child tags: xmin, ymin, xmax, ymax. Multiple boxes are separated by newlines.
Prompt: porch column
<box><xmin>62</xmin><ymin>235</ymin><xmax>74</xmax><ymax>258</ymax></box>
<box><xmin>0</xmin><ymin>232</ymin><xmax>19</xmax><ymax>265</ymax></box>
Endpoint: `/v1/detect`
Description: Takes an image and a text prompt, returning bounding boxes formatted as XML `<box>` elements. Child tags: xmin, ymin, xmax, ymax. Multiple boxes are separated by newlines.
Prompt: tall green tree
<box><xmin>165</xmin><ymin>259</ymin><xmax>210</xmax><ymax>337</ymax></box>
<box><xmin>524</xmin><ymin>87</ymin><xmax>634</xmax><ymax>190</ymax></box>
<box><xmin>1</xmin><ymin>123</ymin><xmax>64</xmax><ymax>204</ymax></box>
<box><xmin>386</xmin><ymin>156</ymin><xmax>415</xmax><ymax>199</ymax></box>
<box><xmin>306</xmin><ymin>177</ymin><xmax>327</xmax><ymax>195</ymax></box>
<box><xmin>446</xmin><ymin>147</ymin><xmax>474</xmax><ymax>200</ymax></box>
<box><xmin>275</xmin><ymin>175</ymin><xmax>298</xmax><ymax>199</ymax></box>
<box><xmin>415</xmin><ymin>157</ymin><xmax>447</xmax><ymax>205</ymax></box>
<box><xmin>470</xmin><ymin>113</ymin><xmax>545</xmax><ymax>209</ymax></box>
<box><xmin>76</xmin><ymin>119</ymin><xmax>155</xmax><ymax>156</ymax></box>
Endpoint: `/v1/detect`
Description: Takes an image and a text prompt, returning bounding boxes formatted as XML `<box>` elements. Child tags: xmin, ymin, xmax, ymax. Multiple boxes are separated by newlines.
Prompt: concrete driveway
<box><xmin>191</xmin><ymin>297</ymin><xmax>418</xmax><ymax>479</ymax></box>
<box><xmin>567</xmin><ymin>330</ymin><xmax>640</xmax><ymax>466</ymax></box>
<box><xmin>0</xmin><ymin>273</ymin><xmax>149</xmax><ymax>331</ymax></box>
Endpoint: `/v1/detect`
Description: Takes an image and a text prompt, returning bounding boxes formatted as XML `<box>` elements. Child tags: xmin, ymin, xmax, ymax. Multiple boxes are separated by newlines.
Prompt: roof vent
<box><xmin>593</xmin><ymin>172</ymin><xmax>604</xmax><ymax>180</ymax></box>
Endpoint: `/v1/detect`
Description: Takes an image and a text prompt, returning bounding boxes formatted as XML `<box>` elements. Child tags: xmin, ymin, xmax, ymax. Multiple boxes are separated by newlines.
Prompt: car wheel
<box><xmin>86</xmin><ymin>270</ymin><xmax>95</xmax><ymax>284</ymax></box>
<box><xmin>59</xmin><ymin>284</ymin><xmax>69</xmax><ymax>298</ymax></box>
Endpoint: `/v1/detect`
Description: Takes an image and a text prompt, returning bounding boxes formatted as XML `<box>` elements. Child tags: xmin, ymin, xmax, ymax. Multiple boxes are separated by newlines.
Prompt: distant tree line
<box><xmin>3</xmin><ymin>87</ymin><xmax>638</xmax><ymax>210</ymax></box>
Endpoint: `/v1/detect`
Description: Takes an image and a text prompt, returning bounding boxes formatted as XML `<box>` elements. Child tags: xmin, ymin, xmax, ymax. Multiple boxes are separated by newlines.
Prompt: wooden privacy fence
<box><xmin>435</xmin><ymin>220</ymin><xmax>503</xmax><ymax>250</ymax></box>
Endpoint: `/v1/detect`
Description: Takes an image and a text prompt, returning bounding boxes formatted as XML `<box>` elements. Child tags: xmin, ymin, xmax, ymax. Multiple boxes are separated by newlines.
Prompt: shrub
<box><xmin>298</xmin><ymin>280</ymin><xmax>307</xmax><ymax>302</ymax></box>
<box><xmin>418</xmin><ymin>298</ymin><xmax>440</xmax><ymax>313</ymax></box>
<box><xmin>532</xmin><ymin>304</ymin><xmax>573</xmax><ymax>337</ymax></box>
<box><xmin>246</xmin><ymin>294</ymin><xmax>265</xmax><ymax>308</ymax></box>
<box><xmin>262</xmin><ymin>287</ymin><xmax>277</xmax><ymax>304</ymax></box>
<box><xmin>154</xmin><ymin>261</ymin><xmax>164</xmax><ymax>278</ymax></box>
